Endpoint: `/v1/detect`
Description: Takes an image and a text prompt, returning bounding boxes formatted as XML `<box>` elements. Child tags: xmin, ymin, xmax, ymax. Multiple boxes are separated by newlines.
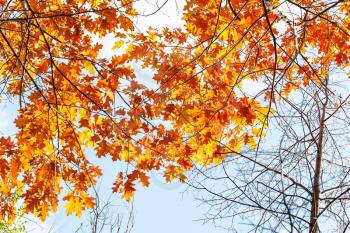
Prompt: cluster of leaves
<box><xmin>0</xmin><ymin>0</ymin><xmax>349</xmax><ymax>224</ymax></box>
<box><xmin>0</xmin><ymin>192</ymin><xmax>26</xmax><ymax>233</ymax></box>
<box><xmin>0</xmin><ymin>0</ymin><xmax>138</xmax><ymax>221</ymax></box>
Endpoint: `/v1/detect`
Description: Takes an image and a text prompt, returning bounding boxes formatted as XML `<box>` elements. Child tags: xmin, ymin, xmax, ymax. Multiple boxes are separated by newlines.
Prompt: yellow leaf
<box><xmin>112</xmin><ymin>41</ymin><xmax>125</xmax><ymax>50</ymax></box>
<box><xmin>84</xmin><ymin>61</ymin><xmax>95</xmax><ymax>75</ymax></box>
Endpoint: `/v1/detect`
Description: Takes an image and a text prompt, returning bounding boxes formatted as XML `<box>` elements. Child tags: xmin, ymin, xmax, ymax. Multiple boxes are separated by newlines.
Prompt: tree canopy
<box><xmin>0</xmin><ymin>0</ymin><xmax>349</xmax><ymax>229</ymax></box>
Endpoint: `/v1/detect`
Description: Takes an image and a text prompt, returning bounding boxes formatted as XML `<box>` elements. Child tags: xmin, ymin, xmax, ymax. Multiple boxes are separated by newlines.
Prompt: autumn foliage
<box><xmin>0</xmin><ymin>0</ymin><xmax>349</xmax><ymax>223</ymax></box>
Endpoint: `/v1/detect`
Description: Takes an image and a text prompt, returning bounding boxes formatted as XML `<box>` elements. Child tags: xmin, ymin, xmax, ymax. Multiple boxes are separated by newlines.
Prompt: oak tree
<box><xmin>0</xmin><ymin>1</ymin><xmax>349</xmax><ymax>232</ymax></box>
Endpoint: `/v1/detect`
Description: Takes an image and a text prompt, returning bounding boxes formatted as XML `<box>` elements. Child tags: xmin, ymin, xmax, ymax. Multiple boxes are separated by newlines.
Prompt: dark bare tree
<box><xmin>74</xmin><ymin>194</ymin><xmax>134</xmax><ymax>233</ymax></box>
<box><xmin>188</xmin><ymin>68</ymin><xmax>350</xmax><ymax>233</ymax></box>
